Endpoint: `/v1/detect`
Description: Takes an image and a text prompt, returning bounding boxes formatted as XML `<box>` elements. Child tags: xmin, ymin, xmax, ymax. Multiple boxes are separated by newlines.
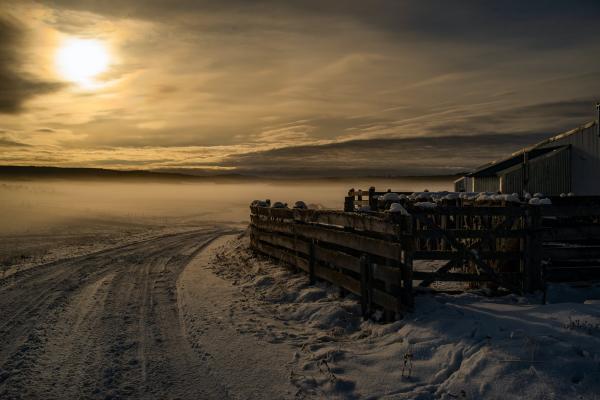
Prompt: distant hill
<box><xmin>0</xmin><ymin>165</ymin><xmax>463</xmax><ymax>182</ymax></box>
<box><xmin>0</xmin><ymin>166</ymin><xmax>254</xmax><ymax>182</ymax></box>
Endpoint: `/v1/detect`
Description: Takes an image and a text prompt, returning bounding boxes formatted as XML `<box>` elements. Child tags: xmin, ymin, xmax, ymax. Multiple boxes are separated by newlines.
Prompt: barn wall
<box><xmin>537</xmin><ymin>123</ymin><xmax>600</xmax><ymax>195</ymax></box>
<box><xmin>473</xmin><ymin>176</ymin><xmax>499</xmax><ymax>192</ymax></box>
<box><xmin>465</xmin><ymin>177</ymin><xmax>474</xmax><ymax>192</ymax></box>
<box><xmin>502</xmin><ymin>168</ymin><xmax>524</xmax><ymax>195</ymax></box>
<box><xmin>499</xmin><ymin>147</ymin><xmax>571</xmax><ymax>196</ymax></box>
<box><xmin>454</xmin><ymin>177</ymin><xmax>474</xmax><ymax>192</ymax></box>
<box><xmin>528</xmin><ymin>147</ymin><xmax>571</xmax><ymax>195</ymax></box>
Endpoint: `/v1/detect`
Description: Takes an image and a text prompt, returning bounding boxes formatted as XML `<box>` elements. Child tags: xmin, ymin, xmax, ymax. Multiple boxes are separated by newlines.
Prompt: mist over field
<box><xmin>2</xmin><ymin>176</ymin><xmax>599</xmax><ymax>400</ymax></box>
<box><xmin>0</xmin><ymin>177</ymin><xmax>453</xmax><ymax>235</ymax></box>
<box><xmin>1</xmin><ymin>175</ymin><xmax>456</xmax><ymax>310</ymax></box>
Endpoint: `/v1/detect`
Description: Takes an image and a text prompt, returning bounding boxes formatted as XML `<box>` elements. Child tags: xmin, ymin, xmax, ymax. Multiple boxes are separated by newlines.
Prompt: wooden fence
<box><xmin>250</xmin><ymin>206</ymin><xmax>414</xmax><ymax>319</ymax></box>
<box><xmin>539</xmin><ymin>202</ymin><xmax>600</xmax><ymax>283</ymax></box>
<box><xmin>250</xmin><ymin>202</ymin><xmax>600</xmax><ymax>320</ymax></box>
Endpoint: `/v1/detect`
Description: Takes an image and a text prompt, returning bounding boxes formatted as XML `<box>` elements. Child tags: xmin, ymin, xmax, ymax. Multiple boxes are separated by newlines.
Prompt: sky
<box><xmin>1</xmin><ymin>0</ymin><xmax>600</xmax><ymax>177</ymax></box>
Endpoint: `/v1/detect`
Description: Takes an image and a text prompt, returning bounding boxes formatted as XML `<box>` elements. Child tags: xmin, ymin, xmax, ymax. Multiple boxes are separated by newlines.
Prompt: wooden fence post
<box><xmin>523</xmin><ymin>206</ymin><xmax>543</xmax><ymax>293</ymax></box>
<box><xmin>344</xmin><ymin>196</ymin><xmax>354</xmax><ymax>212</ymax></box>
<box><xmin>384</xmin><ymin>256</ymin><xmax>395</xmax><ymax>322</ymax></box>
<box><xmin>360</xmin><ymin>254</ymin><xmax>371</xmax><ymax>319</ymax></box>
<box><xmin>402</xmin><ymin>216</ymin><xmax>415</xmax><ymax>310</ymax></box>
<box><xmin>541</xmin><ymin>261</ymin><xmax>547</xmax><ymax>305</ymax></box>
<box><xmin>528</xmin><ymin>207</ymin><xmax>542</xmax><ymax>292</ymax></box>
<box><xmin>368</xmin><ymin>186</ymin><xmax>377</xmax><ymax>211</ymax></box>
<box><xmin>520</xmin><ymin>209</ymin><xmax>528</xmax><ymax>292</ymax></box>
<box><xmin>249</xmin><ymin>219</ymin><xmax>258</xmax><ymax>250</ymax></box>
<box><xmin>309</xmin><ymin>240</ymin><xmax>316</xmax><ymax>285</ymax></box>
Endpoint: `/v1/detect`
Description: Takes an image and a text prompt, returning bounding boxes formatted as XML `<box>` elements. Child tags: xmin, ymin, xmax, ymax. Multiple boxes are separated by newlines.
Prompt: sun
<box><xmin>55</xmin><ymin>38</ymin><xmax>110</xmax><ymax>88</ymax></box>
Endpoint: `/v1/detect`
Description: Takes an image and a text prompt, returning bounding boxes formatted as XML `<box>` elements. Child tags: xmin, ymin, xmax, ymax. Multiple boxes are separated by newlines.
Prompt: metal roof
<box><xmin>466</xmin><ymin>146</ymin><xmax>566</xmax><ymax>177</ymax></box>
<box><xmin>530</xmin><ymin>121</ymin><xmax>596</xmax><ymax>150</ymax></box>
<box><xmin>467</xmin><ymin>121</ymin><xmax>597</xmax><ymax>178</ymax></box>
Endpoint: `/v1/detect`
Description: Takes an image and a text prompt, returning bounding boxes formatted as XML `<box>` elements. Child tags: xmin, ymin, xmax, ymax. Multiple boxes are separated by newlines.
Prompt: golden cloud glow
<box><xmin>55</xmin><ymin>38</ymin><xmax>109</xmax><ymax>88</ymax></box>
<box><xmin>2</xmin><ymin>1</ymin><xmax>599</xmax><ymax>175</ymax></box>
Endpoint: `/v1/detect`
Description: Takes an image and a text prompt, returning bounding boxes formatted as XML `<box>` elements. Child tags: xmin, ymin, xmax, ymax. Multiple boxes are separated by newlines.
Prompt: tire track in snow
<box><xmin>0</xmin><ymin>229</ymin><xmax>209</xmax><ymax>365</ymax></box>
<box><xmin>0</xmin><ymin>228</ymin><xmax>234</xmax><ymax>400</ymax></box>
<box><xmin>0</xmin><ymin>228</ymin><xmax>212</xmax><ymax>339</ymax></box>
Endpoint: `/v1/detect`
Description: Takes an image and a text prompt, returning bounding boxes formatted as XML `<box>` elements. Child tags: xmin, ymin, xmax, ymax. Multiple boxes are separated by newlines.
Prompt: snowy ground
<box><xmin>1</xmin><ymin>223</ymin><xmax>599</xmax><ymax>399</ymax></box>
<box><xmin>9</xmin><ymin>178</ymin><xmax>598</xmax><ymax>399</ymax></box>
<box><xmin>204</xmin><ymin>233</ymin><xmax>600</xmax><ymax>399</ymax></box>
<box><xmin>0</xmin><ymin>216</ymin><xmax>227</xmax><ymax>279</ymax></box>
<box><xmin>0</xmin><ymin>227</ymin><xmax>244</xmax><ymax>399</ymax></box>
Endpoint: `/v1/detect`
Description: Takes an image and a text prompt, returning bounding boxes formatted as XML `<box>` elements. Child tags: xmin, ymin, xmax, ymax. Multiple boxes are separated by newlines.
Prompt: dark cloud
<box><xmin>2</xmin><ymin>1</ymin><xmax>599</xmax><ymax>174</ymax></box>
<box><xmin>86</xmin><ymin>158</ymin><xmax>173</xmax><ymax>166</ymax></box>
<box><xmin>506</xmin><ymin>99</ymin><xmax>597</xmax><ymax>120</ymax></box>
<box><xmin>43</xmin><ymin>1</ymin><xmax>600</xmax><ymax>48</ymax></box>
<box><xmin>0</xmin><ymin>133</ymin><xmax>30</xmax><ymax>147</ymax></box>
<box><xmin>193</xmin><ymin>131</ymin><xmax>552</xmax><ymax>176</ymax></box>
<box><xmin>0</xmin><ymin>16</ymin><xmax>64</xmax><ymax>114</ymax></box>
<box><xmin>425</xmin><ymin>98</ymin><xmax>598</xmax><ymax>136</ymax></box>
<box><xmin>349</xmin><ymin>1</ymin><xmax>600</xmax><ymax>49</ymax></box>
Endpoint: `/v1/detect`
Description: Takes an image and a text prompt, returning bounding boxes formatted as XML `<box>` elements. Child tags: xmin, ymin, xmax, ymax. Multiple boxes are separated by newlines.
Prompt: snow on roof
<box><xmin>530</xmin><ymin>120</ymin><xmax>597</xmax><ymax>150</ymax></box>
<box><xmin>466</xmin><ymin>146</ymin><xmax>565</xmax><ymax>177</ymax></box>
<box><xmin>466</xmin><ymin>121</ymin><xmax>597</xmax><ymax>177</ymax></box>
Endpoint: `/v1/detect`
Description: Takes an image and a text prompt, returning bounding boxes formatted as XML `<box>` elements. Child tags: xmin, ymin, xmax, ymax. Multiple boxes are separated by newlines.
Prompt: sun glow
<box><xmin>55</xmin><ymin>38</ymin><xmax>110</xmax><ymax>88</ymax></box>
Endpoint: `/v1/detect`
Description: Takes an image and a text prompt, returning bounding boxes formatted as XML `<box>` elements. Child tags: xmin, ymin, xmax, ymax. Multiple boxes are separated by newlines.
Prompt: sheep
<box><xmin>293</xmin><ymin>201</ymin><xmax>307</xmax><ymax>209</ymax></box>
<box><xmin>250</xmin><ymin>199</ymin><xmax>269</xmax><ymax>207</ymax></box>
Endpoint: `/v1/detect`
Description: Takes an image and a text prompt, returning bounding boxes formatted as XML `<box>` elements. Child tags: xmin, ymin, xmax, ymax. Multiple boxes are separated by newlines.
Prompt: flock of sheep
<box><xmin>251</xmin><ymin>188</ymin><xmax>572</xmax><ymax>215</ymax></box>
<box><xmin>250</xmin><ymin>199</ymin><xmax>308</xmax><ymax>209</ymax></box>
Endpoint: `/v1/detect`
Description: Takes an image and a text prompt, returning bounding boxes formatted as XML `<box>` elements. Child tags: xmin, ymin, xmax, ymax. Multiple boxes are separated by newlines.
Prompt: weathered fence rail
<box><xmin>250</xmin><ymin>206</ymin><xmax>413</xmax><ymax>317</ymax></box>
<box><xmin>539</xmin><ymin>203</ymin><xmax>600</xmax><ymax>282</ymax></box>
<box><xmin>250</xmin><ymin>200</ymin><xmax>600</xmax><ymax>320</ymax></box>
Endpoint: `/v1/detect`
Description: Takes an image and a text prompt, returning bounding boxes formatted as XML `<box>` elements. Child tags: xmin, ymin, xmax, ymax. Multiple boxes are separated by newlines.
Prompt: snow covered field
<box><xmin>1</xmin><ymin>178</ymin><xmax>599</xmax><ymax>399</ymax></box>
<box><xmin>0</xmin><ymin>178</ymin><xmax>452</xmax><ymax>234</ymax></box>
<box><xmin>0</xmin><ymin>178</ymin><xmax>449</xmax><ymax>277</ymax></box>
<box><xmin>206</xmin><ymin>234</ymin><xmax>600</xmax><ymax>399</ymax></box>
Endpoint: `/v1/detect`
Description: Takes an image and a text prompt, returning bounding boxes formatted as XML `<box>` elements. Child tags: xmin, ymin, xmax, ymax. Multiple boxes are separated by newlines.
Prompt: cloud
<box><xmin>0</xmin><ymin>122</ymin><xmax>580</xmax><ymax>175</ymax></box>
<box><xmin>1</xmin><ymin>1</ymin><xmax>599</xmax><ymax>175</ymax></box>
<box><xmin>417</xmin><ymin>98</ymin><xmax>598</xmax><ymax>138</ymax></box>
<box><xmin>206</xmin><ymin>131</ymin><xmax>553</xmax><ymax>176</ymax></box>
<box><xmin>0</xmin><ymin>134</ymin><xmax>30</xmax><ymax>147</ymax></box>
<box><xmin>0</xmin><ymin>15</ymin><xmax>64</xmax><ymax>114</ymax></box>
<box><xmin>504</xmin><ymin>99</ymin><xmax>596</xmax><ymax>120</ymax></box>
<box><xmin>41</xmin><ymin>1</ymin><xmax>600</xmax><ymax>48</ymax></box>
<box><xmin>0</xmin><ymin>139</ymin><xmax>28</xmax><ymax>147</ymax></box>
<box><xmin>85</xmin><ymin>158</ymin><xmax>173</xmax><ymax>166</ymax></box>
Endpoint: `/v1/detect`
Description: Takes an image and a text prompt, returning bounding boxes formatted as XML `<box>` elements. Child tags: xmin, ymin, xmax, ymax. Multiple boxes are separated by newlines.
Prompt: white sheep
<box><xmin>251</xmin><ymin>200</ymin><xmax>269</xmax><ymax>207</ymax></box>
<box><xmin>386</xmin><ymin>203</ymin><xmax>410</xmax><ymax>215</ymax></box>
<box><xmin>293</xmin><ymin>201</ymin><xmax>307</xmax><ymax>209</ymax></box>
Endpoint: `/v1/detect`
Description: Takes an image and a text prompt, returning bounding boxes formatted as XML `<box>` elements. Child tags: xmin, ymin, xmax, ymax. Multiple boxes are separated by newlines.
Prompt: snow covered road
<box><xmin>0</xmin><ymin>227</ymin><xmax>291</xmax><ymax>400</ymax></box>
<box><xmin>2</xmin><ymin>227</ymin><xmax>600</xmax><ymax>400</ymax></box>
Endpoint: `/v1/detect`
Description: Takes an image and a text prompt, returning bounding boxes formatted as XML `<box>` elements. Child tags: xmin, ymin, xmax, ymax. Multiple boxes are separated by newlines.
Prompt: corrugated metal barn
<box><xmin>454</xmin><ymin>121</ymin><xmax>600</xmax><ymax>196</ymax></box>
